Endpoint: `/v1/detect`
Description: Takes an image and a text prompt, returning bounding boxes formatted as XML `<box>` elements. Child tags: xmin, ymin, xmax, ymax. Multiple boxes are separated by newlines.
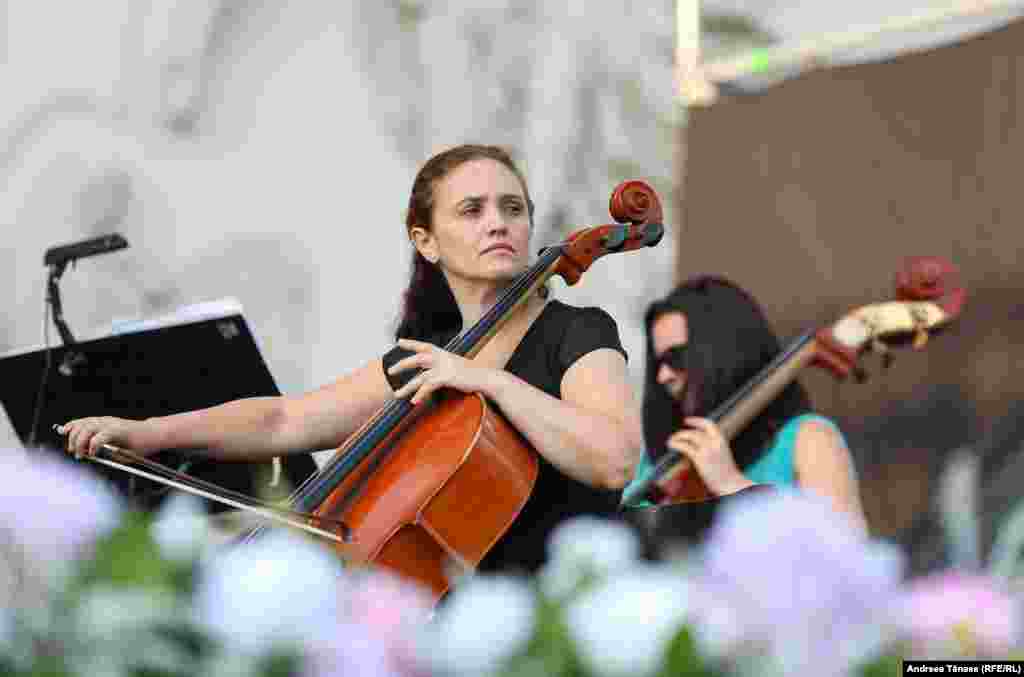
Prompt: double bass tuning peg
<box><xmin>870</xmin><ymin>338</ymin><xmax>895</xmax><ymax>370</ymax></box>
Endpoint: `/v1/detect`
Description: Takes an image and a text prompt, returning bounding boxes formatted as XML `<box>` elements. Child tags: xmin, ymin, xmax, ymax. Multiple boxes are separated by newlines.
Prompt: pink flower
<box><xmin>893</xmin><ymin>571</ymin><xmax>1021</xmax><ymax>658</ymax></box>
<box><xmin>341</xmin><ymin>569</ymin><xmax>434</xmax><ymax>676</ymax></box>
<box><xmin>301</xmin><ymin>621</ymin><xmax>404</xmax><ymax>677</ymax></box>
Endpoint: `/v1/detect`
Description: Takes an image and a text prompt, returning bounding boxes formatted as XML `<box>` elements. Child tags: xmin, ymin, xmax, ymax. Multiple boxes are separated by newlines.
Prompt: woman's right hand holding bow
<box><xmin>58</xmin><ymin>417</ymin><xmax>159</xmax><ymax>460</ymax></box>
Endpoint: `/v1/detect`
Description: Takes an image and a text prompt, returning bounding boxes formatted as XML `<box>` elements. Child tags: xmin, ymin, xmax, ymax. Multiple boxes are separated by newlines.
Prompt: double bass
<box><xmin>621</xmin><ymin>256</ymin><xmax>966</xmax><ymax>508</ymax></box>
<box><xmin>69</xmin><ymin>180</ymin><xmax>665</xmax><ymax>603</ymax></box>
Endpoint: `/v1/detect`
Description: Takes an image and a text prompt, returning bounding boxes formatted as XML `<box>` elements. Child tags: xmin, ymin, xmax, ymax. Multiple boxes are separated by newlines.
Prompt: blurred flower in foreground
<box><xmin>540</xmin><ymin>515</ymin><xmax>641</xmax><ymax>600</ymax></box>
<box><xmin>566</xmin><ymin>563</ymin><xmax>690</xmax><ymax>677</ymax></box>
<box><xmin>343</xmin><ymin>568</ymin><xmax>434</xmax><ymax>675</ymax></box>
<box><xmin>0</xmin><ymin>448</ymin><xmax>122</xmax><ymax>585</ymax></box>
<box><xmin>195</xmin><ymin>529</ymin><xmax>347</xmax><ymax>652</ymax></box>
<box><xmin>698</xmin><ymin>490</ymin><xmax>904</xmax><ymax>675</ymax></box>
<box><xmin>420</xmin><ymin>574</ymin><xmax>536</xmax><ymax>676</ymax></box>
<box><xmin>892</xmin><ymin>570</ymin><xmax>1021</xmax><ymax>658</ymax></box>
<box><xmin>151</xmin><ymin>492</ymin><xmax>210</xmax><ymax>562</ymax></box>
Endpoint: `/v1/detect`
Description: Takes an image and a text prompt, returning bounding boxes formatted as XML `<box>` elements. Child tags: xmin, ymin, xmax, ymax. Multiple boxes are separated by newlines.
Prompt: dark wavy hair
<box><xmin>642</xmin><ymin>275</ymin><xmax>812</xmax><ymax>469</ymax></box>
<box><xmin>394</xmin><ymin>144</ymin><xmax>535</xmax><ymax>342</ymax></box>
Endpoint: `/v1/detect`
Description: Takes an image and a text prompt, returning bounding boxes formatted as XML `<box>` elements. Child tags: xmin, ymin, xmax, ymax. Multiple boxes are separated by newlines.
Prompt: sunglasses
<box><xmin>654</xmin><ymin>344</ymin><xmax>689</xmax><ymax>371</ymax></box>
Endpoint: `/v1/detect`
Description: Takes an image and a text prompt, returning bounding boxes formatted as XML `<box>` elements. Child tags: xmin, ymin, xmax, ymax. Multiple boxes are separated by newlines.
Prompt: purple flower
<box><xmin>0</xmin><ymin>448</ymin><xmax>122</xmax><ymax>577</ymax></box>
<box><xmin>695</xmin><ymin>490</ymin><xmax>904</xmax><ymax>675</ymax></box>
<box><xmin>892</xmin><ymin>571</ymin><xmax>1021</xmax><ymax>658</ymax></box>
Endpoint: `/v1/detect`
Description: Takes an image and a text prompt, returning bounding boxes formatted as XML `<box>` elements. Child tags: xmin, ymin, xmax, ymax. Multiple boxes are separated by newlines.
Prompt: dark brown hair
<box><xmin>395</xmin><ymin>144</ymin><xmax>536</xmax><ymax>341</ymax></box>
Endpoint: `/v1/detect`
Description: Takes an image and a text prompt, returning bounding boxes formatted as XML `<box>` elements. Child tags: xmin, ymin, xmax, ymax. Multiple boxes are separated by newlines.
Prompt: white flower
<box><xmin>686</xmin><ymin>576</ymin><xmax>750</xmax><ymax>660</ymax></box>
<box><xmin>420</xmin><ymin>574</ymin><xmax>536</xmax><ymax>676</ymax></box>
<box><xmin>151</xmin><ymin>492</ymin><xmax>209</xmax><ymax>562</ymax></box>
<box><xmin>194</xmin><ymin>529</ymin><xmax>346</xmax><ymax>653</ymax></box>
<box><xmin>75</xmin><ymin>585</ymin><xmax>180</xmax><ymax>637</ymax></box>
<box><xmin>566</xmin><ymin>563</ymin><xmax>690</xmax><ymax>677</ymax></box>
<box><xmin>540</xmin><ymin>516</ymin><xmax>640</xmax><ymax>600</ymax></box>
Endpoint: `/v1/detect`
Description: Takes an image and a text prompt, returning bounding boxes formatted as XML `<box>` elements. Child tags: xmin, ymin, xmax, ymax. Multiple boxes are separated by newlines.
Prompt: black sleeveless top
<box><xmin>381</xmin><ymin>299</ymin><xmax>627</xmax><ymax>574</ymax></box>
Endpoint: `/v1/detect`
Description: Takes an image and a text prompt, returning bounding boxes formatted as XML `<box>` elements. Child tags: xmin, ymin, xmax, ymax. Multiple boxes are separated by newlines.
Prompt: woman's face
<box><xmin>413</xmin><ymin>158</ymin><xmax>532</xmax><ymax>287</ymax></box>
<box><xmin>651</xmin><ymin>311</ymin><xmax>689</xmax><ymax>400</ymax></box>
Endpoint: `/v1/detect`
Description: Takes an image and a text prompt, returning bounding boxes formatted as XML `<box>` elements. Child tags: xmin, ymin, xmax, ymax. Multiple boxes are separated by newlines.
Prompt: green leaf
<box><xmin>70</xmin><ymin>511</ymin><xmax>180</xmax><ymax>595</ymax></box>
<box><xmin>256</xmin><ymin>648</ymin><xmax>305</xmax><ymax>677</ymax></box>
<box><xmin>661</xmin><ymin>626</ymin><xmax>716</xmax><ymax>677</ymax></box>
<box><xmin>857</xmin><ymin>651</ymin><xmax>904</xmax><ymax>677</ymax></box>
<box><xmin>988</xmin><ymin>494</ymin><xmax>1024</xmax><ymax>580</ymax></box>
<box><xmin>502</xmin><ymin>595</ymin><xmax>586</xmax><ymax>677</ymax></box>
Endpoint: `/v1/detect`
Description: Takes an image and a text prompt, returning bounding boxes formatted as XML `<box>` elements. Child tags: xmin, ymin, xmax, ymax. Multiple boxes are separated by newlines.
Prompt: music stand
<box><xmin>0</xmin><ymin>299</ymin><xmax>318</xmax><ymax>513</ymax></box>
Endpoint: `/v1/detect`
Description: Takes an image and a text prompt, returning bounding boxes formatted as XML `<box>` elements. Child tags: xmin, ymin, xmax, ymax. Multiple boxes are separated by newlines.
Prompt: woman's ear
<box><xmin>409</xmin><ymin>226</ymin><xmax>439</xmax><ymax>264</ymax></box>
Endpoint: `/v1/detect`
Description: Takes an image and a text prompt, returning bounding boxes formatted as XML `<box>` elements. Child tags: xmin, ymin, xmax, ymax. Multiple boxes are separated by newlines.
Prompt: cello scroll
<box><xmin>551</xmin><ymin>180</ymin><xmax>665</xmax><ymax>285</ymax></box>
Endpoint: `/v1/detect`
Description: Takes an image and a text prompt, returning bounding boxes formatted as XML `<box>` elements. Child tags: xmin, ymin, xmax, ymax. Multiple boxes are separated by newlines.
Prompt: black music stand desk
<box><xmin>0</xmin><ymin>299</ymin><xmax>317</xmax><ymax>512</ymax></box>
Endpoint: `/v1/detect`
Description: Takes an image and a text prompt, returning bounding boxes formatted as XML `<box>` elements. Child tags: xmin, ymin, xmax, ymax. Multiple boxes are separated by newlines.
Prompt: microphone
<box><xmin>44</xmin><ymin>233</ymin><xmax>128</xmax><ymax>276</ymax></box>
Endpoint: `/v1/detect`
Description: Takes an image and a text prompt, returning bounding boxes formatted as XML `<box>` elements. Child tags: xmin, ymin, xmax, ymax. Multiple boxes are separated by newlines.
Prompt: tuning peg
<box><xmin>912</xmin><ymin>329</ymin><xmax>929</xmax><ymax>350</ymax></box>
<box><xmin>869</xmin><ymin>338</ymin><xmax>895</xmax><ymax>369</ymax></box>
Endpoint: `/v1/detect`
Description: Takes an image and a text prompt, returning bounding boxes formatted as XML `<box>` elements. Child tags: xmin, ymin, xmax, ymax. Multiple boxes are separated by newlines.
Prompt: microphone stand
<box><xmin>27</xmin><ymin>233</ymin><xmax>129</xmax><ymax>446</ymax></box>
<box><xmin>46</xmin><ymin>261</ymin><xmax>87</xmax><ymax>375</ymax></box>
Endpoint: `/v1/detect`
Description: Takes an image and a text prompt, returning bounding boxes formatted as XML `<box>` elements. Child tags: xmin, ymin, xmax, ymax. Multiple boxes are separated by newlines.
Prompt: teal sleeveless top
<box><xmin>622</xmin><ymin>414</ymin><xmax>841</xmax><ymax>509</ymax></box>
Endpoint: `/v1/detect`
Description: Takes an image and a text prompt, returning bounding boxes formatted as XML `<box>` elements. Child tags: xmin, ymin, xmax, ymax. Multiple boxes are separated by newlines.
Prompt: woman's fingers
<box><xmin>67</xmin><ymin>421</ymin><xmax>92</xmax><ymax>456</ymax></box>
<box><xmin>683</xmin><ymin>417</ymin><xmax>722</xmax><ymax>437</ymax></box>
<box><xmin>410</xmin><ymin>379</ymin><xmax>441</xmax><ymax>406</ymax></box>
<box><xmin>667</xmin><ymin>433</ymin><xmax>698</xmax><ymax>457</ymax></box>
<box><xmin>396</xmin><ymin>338</ymin><xmax>433</xmax><ymax>351</ymax></box>
<box><xmin>62</xmin><ymin>418</ymin><xmax>106</xmax><ymax>458</ymax></box>
<box><xmin>668</xmin><ymin>429</ymin><xmax>706</xmax><ymax>449</ymax></box>
<box><xmin>89</xmin><ymin>429</ymin><xmax>111</xmax><ymax>457</ymax></box>
<box><xmin>387</xmin><ymin>352</ymin><xmax>431</xmax><ymax>375</ymax></box>
<box><xmin>393</xmin><ymin>373</ymin><xmax>427</xmax><ymax>400</ymax></box>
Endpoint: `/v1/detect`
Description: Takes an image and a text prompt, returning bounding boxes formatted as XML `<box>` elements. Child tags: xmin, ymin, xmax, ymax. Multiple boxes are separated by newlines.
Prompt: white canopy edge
<box><xmin>678</xmin><ymin>0</ymin><xmax>1024</xmax><ymax>105</ymax></box>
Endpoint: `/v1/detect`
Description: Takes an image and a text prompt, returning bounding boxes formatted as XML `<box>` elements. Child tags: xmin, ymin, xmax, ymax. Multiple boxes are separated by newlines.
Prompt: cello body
<box><xmin>313</xmin><ymin>391</ymin><xmax>537</xmax><ymax>600</ymax></box>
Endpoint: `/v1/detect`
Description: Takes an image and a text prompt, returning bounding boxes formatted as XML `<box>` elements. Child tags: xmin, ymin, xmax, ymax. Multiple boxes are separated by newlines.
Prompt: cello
<box><xmin>620</xmin><ymin>256</ymin><xmax>966</xmax><ymax>508</ymax></box>
<box><xmin>69</xmin><ymin>180</ymin><xmax>665</xmax><ymax>603</ymax></box>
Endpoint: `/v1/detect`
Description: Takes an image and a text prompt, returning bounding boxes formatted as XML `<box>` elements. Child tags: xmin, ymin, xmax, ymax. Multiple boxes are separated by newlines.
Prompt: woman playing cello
<box><xmin>625</xmin><ymin>276</ymin><xmax>868</xmax><ymax>545</ymax></box>
<box><xmin>60</xmin><ymin>144</ymin><xmax>644</xmax><ymax>574</ymax></box>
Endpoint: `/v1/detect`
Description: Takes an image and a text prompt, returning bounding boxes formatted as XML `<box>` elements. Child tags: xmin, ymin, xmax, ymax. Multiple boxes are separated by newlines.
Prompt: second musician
<box><xmin>626</xmin><ymin>276</ymin><xmax>868</xmax><ymax>540</ymax></box>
